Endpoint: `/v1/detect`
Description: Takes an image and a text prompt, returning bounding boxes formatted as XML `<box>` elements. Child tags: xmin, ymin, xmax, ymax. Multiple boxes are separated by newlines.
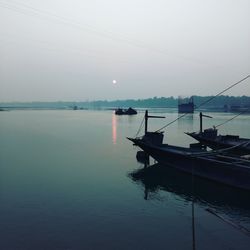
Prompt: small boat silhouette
<box><xmin>115</xmin><ymin>107</ymin><xmax>137</xmax><ymax>115</ymax></box>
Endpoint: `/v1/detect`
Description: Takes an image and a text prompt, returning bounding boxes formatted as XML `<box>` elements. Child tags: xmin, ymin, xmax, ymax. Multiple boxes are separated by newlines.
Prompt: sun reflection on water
<box><xmin>112</xmin><ymin>113</ymin><xmax>117</xmax><ymax>144</ymax></box>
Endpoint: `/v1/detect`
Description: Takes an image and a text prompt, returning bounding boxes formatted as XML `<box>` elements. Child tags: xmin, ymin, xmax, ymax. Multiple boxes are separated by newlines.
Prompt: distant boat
<box><xmin>178</xmin><ymin>96</ymin><xmax>194</xmax><ymax>113</ymax></box>
<box><xmin>127</xmin><ymin>111</ymin><xmax>250</xmax><ymax>191</ymax></box>
<box><xmin>115</xmin><ymin>107</ymin><xmax>137</xmax><ymax>115</ymax></box>
<box><xmin>230</xmin><ymin>105</ymin><xmax>250</xmax><ymax>113</ymax></box>
<box><xmin>186</xmin><ymin>112</ymin><xmax>250</xmax><ymax>155</ymax></box>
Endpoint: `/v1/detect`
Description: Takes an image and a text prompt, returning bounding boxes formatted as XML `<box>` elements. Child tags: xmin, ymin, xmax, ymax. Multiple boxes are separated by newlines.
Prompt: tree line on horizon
<box><xmin>86</xmin><ymin>95</ymin><xmax>250</xmax><ymax>109</ymax></box>
<box><xmin>1</xmin><ymin>95</ymin><xmax>250</xmax><ymax>109</ymax></box>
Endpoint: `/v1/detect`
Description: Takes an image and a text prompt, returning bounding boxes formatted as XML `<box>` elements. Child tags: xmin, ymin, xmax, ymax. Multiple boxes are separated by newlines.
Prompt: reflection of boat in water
<box><xmin>129</xmin><ymin>163</ymin><xmax>250</xmax><ymax>222</ymax></box>
<box><xmin>186</xmin><ymin>112</ymin><xmax>250</xmax><ymax>155</ymax></box>
<box><xmin>128</xmin><ymin>111</ymin><xmax>250</xmax><ymax>191</ymax></box>
<box><xmin>115</xmin><ymin>107</ymin><xmax>137</xmax><ymax>115</ymax></box>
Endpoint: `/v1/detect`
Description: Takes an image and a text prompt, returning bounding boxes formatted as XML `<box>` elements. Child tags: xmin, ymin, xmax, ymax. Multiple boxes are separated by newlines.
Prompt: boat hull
<box><xmin>187</xmin><ymin>132</ymin><xmax>250</xmax><ymax>155</ymax></box>
<box><xmin>128</xmin><ymin>138</ymin><xmax>250</xmax><ymax>191</ymax></box>
<box><xmin>115</xmin><ymin>107</ymin><xmax>137</xmax><ymax>115</ymax></box>
<box><xmin>178</xmin><ymin>103</ymin><xmax>194</xmax><ymax>113</ymax></box>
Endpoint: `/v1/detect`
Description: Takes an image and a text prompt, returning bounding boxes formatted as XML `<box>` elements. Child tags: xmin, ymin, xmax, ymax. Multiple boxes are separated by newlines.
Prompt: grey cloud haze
<box><xmin>0</xmin><ymin>0</ymin><xmax>249</xmax><ymax>101</ymax></box>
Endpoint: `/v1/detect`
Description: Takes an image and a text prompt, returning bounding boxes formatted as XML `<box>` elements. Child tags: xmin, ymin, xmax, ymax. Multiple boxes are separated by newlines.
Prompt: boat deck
<box><xmin>152</xmin><ymin>143</ymin><xmax>250</xmax><ymax>168</ymax></box>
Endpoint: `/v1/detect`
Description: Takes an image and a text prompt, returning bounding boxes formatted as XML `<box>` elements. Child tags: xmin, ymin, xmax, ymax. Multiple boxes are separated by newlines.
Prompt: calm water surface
<box><xmin>0</xmin><ymin>110</ymin><xmax>250</xmax><ymax>250</ymax></box>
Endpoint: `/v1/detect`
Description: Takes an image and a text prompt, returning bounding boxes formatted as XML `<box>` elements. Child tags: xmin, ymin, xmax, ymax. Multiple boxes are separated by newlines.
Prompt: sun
<box><xmin>112</xmin><ymin>80</ymin><xmax>117</xmax><ymax>84</ymax></box>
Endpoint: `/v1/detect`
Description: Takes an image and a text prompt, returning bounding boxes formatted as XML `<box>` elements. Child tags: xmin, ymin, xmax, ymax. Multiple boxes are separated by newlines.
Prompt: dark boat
<box><xmin>187</xmin><ymin>130</ymin><xmax>250</xmax><ymax>155</ymax></box>
<box><xmin>186</xmin><ymin>112</ymin><xmax>250</xmax><ymax>155</ymax></box>
<box><xmin>115</xmin><ymin>107</ymin><xmax>137</xmax><ymax>115</ymax></box>
<box><xmin>178</xmin><ymin>96</ymin><xmax>194</xmax><ymax>113</ymax></box>
<box><xmin>115</xmin><ymin>108</ymin><xmax>124</xmax><ymax>115</ymax></box>
<box><xmin>127</xmin><ymin>111</ymin><xmax>250</xmax><ymax>191</ymax></box>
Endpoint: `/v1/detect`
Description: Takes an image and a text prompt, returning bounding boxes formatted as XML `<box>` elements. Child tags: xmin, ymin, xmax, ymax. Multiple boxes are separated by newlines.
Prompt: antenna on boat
<box><xmin>199</xmin><ymin>112</ymin><xmax>212</xmax><ymax>133</ymax></box>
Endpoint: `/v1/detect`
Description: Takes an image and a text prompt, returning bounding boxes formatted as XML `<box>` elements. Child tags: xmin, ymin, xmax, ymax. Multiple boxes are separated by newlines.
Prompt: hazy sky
<box><xmin>0</xmin><ymin>0</ymin><xmax>249</xmax><ymax>101</ymax></box>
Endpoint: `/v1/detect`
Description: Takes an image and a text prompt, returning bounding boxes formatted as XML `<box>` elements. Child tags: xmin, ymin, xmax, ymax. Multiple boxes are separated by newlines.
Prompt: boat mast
<box><xmin>145</xmin><ymin>110</ymin><xmax>165</xmax><ymax>134</ymax></box>
<box><xmin>145</xmin><ymin>110</ymin><xmax>148</xmax><ymax>135</ymax></box>
<box><xmin>199</xmin><ymin>112</ymin><xmax>212</xmax><ymax>133</ymax></box>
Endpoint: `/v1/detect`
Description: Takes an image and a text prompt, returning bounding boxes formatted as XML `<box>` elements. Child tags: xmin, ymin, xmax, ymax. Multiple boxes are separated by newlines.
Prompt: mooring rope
<box><xmin>187</xmin><ymin>140</ymin><xmax>250</xmax><ymax>157</ymax></box>
<box><xmin>135</xmin><ymin>115</ymin><xmax>145</xmax><ymax>137</ymax></box>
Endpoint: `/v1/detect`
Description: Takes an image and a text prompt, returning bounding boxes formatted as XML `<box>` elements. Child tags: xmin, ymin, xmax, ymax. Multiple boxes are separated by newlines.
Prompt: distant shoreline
<box><xmin>1</xmin><ymin>95</ymin><xmax>250</xmax><ymax>112</ymax></box>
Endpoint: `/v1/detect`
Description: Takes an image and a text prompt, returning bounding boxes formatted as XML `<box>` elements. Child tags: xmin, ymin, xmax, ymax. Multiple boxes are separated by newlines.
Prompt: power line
<box><xmin>0</xmin><ymin>1</ymin><xmax>166</xmax><ymax>50</ymax></box>
<box><xmin>0</xmin><ymin>0</ymin><xmax>226</xmax><ymax>68</ymax></box>
<box><xmin>215</xmin><ymin>108</ymin><xmax>250</xmax><ymax>128</ymax></box>
<box><xmin>155</xmin><ymin>74</ymin><xmax>250</xmax><ymax>132</ymax></box>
